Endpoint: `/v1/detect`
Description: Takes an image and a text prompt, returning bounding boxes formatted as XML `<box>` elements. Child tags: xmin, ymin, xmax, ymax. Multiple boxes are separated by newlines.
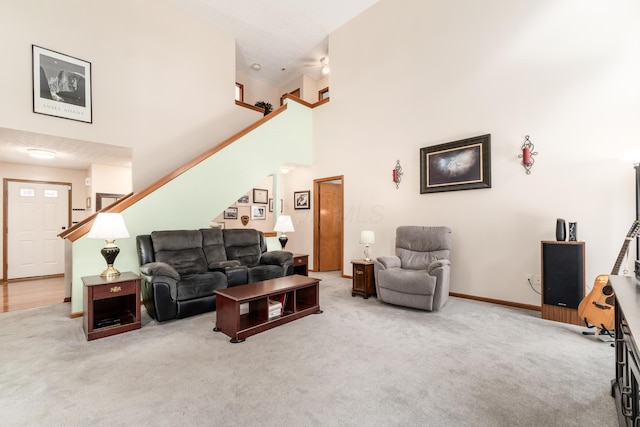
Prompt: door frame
<box><xmin>2</xmin><ymin>178</ymin><xmax>72</xmax><ymax>281</ymax></box>
<box><xmin>313</xmin><ymin>175</ymin><xmax>344</xmax><ymax>273</ymax></box>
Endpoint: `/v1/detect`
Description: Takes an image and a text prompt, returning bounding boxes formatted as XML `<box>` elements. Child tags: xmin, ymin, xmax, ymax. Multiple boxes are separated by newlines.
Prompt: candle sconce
<box><xmin>518</xmin><ymin>135</ymin><xmax>538</xmax><ymax>174</ymax></box>
<box><xmin>392</xmin><ymin>160</ymin><xmax>403</xmax><ymax>189</ymax></box>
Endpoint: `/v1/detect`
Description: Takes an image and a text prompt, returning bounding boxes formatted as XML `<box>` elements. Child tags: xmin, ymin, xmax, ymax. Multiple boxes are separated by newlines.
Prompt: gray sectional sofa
<box><xmin>136</xmin><ymin>228</ymin><xmax>293</xmax><ymax>322</ymax></box>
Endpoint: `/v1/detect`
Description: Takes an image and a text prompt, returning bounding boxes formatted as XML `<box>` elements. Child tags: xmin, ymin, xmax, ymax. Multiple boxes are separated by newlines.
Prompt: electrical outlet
<box><xmin>533</xmin><ymin>275</ymin><xmax>541</xmax><ymax>286</ymax></box>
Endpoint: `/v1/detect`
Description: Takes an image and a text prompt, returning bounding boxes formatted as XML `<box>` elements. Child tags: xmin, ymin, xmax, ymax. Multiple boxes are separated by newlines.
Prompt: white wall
<box><xmin>286</xmin><ymin>0</ymin><xmax>640</xmax><ymax>307</ymax></box>
<box><xmin>87</xmin><ymin>164</ymin><xmax>132</xmax><ymax>215</ymax></box>
<box><xmin>0</xmin><ymin>0</ymin><xmax>259</xmax><ymax>191</ymax></box>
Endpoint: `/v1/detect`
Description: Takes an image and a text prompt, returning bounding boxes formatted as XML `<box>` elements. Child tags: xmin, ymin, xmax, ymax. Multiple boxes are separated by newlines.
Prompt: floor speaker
<box><xmin>542</xmin><ymin>241</ymin><xmax>585</xmax><ymax>309</ymax></box>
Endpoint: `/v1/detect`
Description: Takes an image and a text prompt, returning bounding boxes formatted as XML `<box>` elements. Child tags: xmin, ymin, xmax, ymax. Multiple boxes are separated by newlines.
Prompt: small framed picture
<box><xmin>294</xmin><ymin>191</ymin><xmax>310</xmax><ymax>210</ymax></box>
<box><xmin>253</xmin><ymin>188</ymin><xmax>268</xmax><ymax>204</ymax></box>
<box><xmin>269</xmin><ymin>198</ymin><xmax>283</xmax><ymax>213</ymax></box>
<box><xmin>32</xmin><ymin>45</ymin><xmax>92</xmax><ymax>123</ymax></box>
<box><xmin>223</xmin><ymin>207</ymin><xmax>238</xmax><ymax>219</ymax></box>
<box><xmin>236</xmin><ymin>193</ymin><xmax>250</xmax><ymax>206</ymax></box>
<box><xmin>251</xmin><ymin>205</ymin><xmax>266</xmax><ymax>220</ymax></box>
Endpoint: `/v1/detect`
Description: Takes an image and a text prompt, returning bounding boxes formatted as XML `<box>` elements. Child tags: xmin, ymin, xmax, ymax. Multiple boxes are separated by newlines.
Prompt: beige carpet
<box><xmin>1</xmin><ymin>272</ymin><xmax>616</xmax><ymax>426</ymax></box>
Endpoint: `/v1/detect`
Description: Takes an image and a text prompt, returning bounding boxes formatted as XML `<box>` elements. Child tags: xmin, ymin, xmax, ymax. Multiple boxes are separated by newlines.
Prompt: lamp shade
<box><xmin>360</xmin><ymin>230</ymin><xmax>375</xmax><ymax>245</ymax></box>
<box><xmin>87</xmin><ymin>213</ymin><xmax>130</xmax><ymax>240</ymax></box>
<box><xmin>274</xmin><ymin>215</ymin><xmax>295</xmax><ymax>233</ymax></box>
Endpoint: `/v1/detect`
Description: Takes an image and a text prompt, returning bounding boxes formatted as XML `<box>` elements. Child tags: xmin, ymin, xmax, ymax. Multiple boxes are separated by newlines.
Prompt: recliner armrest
<box><xmin>260</xmin><ymin>250</ymin><xmax>292</xmax><ymax>266</ymax></box>
<box><xmin>376</xmin><ymin>256</ymin><xmax>401</xmax><ymax>269</ymax></box>
<box><xmin>427</xmin><ymin>259</ymin><xmax>450</xmax><ymax>274</ymax></box>
<box><xmin>140</xmin><ymin>262</ymin><xmax>180</xmax><ymax>281</ymax></box>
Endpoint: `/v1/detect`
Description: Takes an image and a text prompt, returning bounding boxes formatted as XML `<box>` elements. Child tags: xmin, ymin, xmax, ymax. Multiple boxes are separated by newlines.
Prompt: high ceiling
<box><xmin>171</xmin><ymin>0</ymin><xmax>381</xmax><ymax>87</ymax></box>
<box><xmin>0</xmin><ymin>0</ymin><xmax>380</xmax><ymax>170</ymax></box>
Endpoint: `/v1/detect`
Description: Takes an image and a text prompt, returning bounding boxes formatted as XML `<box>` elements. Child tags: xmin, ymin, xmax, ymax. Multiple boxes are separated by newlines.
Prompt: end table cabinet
<box><xmin>82</xmin><ymin>272</ymin><xmax>141</xmax><ymax>341</ymax></box>
<box><xmin>292</xmin><ymin>254</ymin><xmax>309</xmax><ymax>276</ymax></box>
<box><xmin>351</xmin><ymin>260</ymin><xmax>376</xmax><ymax>299</ymax></box>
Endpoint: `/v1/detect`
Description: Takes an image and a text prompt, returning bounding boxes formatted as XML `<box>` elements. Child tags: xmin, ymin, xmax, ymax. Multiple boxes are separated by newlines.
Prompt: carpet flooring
<box><xmin>1</xmin><ymin>272</ymin><xmax>616</xmax><ymax>426</ymax></box>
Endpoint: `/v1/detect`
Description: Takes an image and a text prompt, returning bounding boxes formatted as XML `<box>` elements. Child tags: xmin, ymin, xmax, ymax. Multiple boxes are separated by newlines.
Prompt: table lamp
<box><xmin>360</xmin><ymin>230</ymin><xmax>375</xmax><ymax>262</ymax></box>
<box><xmin>87</xmin><ymin>213</ymin><xmax>130</xmax><ymax>278</ymax></box>
<box><xmin>274</xmin><ymin>215</ymin><xmax>294</xmax><ymax>249</ymax></box>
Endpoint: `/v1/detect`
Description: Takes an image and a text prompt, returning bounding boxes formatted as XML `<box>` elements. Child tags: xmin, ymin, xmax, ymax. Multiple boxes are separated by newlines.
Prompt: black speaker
<box><xmin>542</xmin><ymin>242</ymin><xmax>584</xmax><ymax>309</ymax></box>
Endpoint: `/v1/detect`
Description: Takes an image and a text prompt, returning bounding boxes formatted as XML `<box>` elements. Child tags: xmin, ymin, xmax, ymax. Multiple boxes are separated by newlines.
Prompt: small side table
<box><xmin>351</xmin><ymin>260</ymin><xmax>376</xmax><ymax>299</ymax></box>
<box><xmin>292</xmin><ymin>254</ymin><xmax>309</xmax><ymax>276</ymax></box>
<box><xmin>82</xmin><ymin>272</ymin><xmax>141</xmax><ymax>341</ymax></box>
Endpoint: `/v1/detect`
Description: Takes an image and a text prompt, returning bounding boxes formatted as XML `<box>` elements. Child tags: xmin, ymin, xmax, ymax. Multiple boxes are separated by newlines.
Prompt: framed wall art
<box><xmin>420</xmin><ymin>134</ymin><xmax>491</xmax><ymax>194</ymax></box>
<box><xmin>32</xmin><ymin>45</ymin><xmax>92</xmax><ymax>123</ymax></box>
<box><xmin>253</xmin><ymin>188</ymin><xmax>268</xmax><ymax>204</ymax></box>
<box><xmin>269</xmin><ymin>198</ymin><xmax>283</xmax><ymax>213</ymax></box>
<box><xmin>294</xmin><ymin>190</ymin><xmax>310</xmax><ymax>209</ymax></box>
<box><xmin>223</xmin><ymin>207</ymin><xmax>238</xmax><ymax>219</ymax></box>
<box><xmin>236</xmin><ymin>193</ymin><xmax>250</xmax><ymax>206</ymax></box>
<box><xmin>251</xmin><ymin>205</ymin><xmax>266</xmax><ymax>220</ymax></box>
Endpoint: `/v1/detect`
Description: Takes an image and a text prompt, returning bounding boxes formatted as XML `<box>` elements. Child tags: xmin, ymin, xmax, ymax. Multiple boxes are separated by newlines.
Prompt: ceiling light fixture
<box><xmin>251</xmin><ymin>63</ymin><xmax>262</xmax><ymax>71</ymax></box>
<box><xmin>28</xmin><ymin>149</ymin><xmax>56</xmax><ymax>160</ymax></box>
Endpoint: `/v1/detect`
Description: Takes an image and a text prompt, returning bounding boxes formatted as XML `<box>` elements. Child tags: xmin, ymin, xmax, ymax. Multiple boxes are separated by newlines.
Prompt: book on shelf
<box><xmin>240</xmin><ymin>303</ymin><xmax>249</xmax><ymax>315</ymax></box>
<box><xmin>269</xmin><ymin>293</ymin><xmax>288</xmax><ymax>313</ymax></box>
<box><xmin>268</xmin><ymin>299</ymin><xmax>282</xmax><ymax>319</ymax></box>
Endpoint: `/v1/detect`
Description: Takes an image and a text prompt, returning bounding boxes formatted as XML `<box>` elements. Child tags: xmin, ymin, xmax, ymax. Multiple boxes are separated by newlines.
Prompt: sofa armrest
<box><xmin>427</xmin><ymin>259</ymin><xmax>450</xmax><ymax>274</ymax></box>
<box><xmin>140</xmin><ymin>262</ymin><xmax>180</xmax><ymax>280</ymax></box>
<box><xmin>375</xmin><ymin>256</ymin><xmax>401</xmax><ymax>270</ymax></box>
<box><xmin>260</xmin><ymin>250</ymin><xmax>293</xmax><ymax>266</ymax></box>
<box><xmin>140</xmin><ymin>262</ymin><xmax>180</xmax><ymax>300</ymax></box>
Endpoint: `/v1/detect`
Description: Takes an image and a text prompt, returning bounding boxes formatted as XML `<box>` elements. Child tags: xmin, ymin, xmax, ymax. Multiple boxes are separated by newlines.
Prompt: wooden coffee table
<box><xmin>213</xmin><ymin>274</ymin><xmax>322</xmax><ymax>343</ymax></box>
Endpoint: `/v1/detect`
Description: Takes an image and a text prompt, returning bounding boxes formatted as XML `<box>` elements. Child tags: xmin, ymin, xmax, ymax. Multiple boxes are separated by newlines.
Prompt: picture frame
<box><xmin>420</xmin><ymin>134</ymin><xmax>491</xmax><ymax>194</ymax></box>
<box><xmin>251</xmin><ymin>205</ymin><xmax>266</xmax><ymax>220</ymax></box>
<box><xmin>253</xmin><ymin>188</ymin><xmax>268</xmax><ymax>204</ymax></box>
<box><xmin>294</xmin><ymin>190</ymin><xmax>310</xmax><ymax>210</ymax></box>
<box><xmin>269</xmin><ymin>198</ymin><xmax>283</xmax><ymax>213</ymax></box>
<box><xmin>32</xmin><ymin>45</ymin><xmax>92</xmax><ymax>123</ymax></box>
<box><xmin>223</xmin><ymin>207</ymin><xmax>238</xmax><ymax>220</ymax></box>
<box><xmin>236</xmin><ymin>193</ymin><xmax>250</xmax><ymax>206</ymax></box>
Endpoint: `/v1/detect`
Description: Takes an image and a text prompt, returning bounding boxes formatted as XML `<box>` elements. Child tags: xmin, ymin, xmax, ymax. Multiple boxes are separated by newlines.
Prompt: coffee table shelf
<box><xmin>214</xmin><ymin>275</ymin><xmax>322</xmax><ymax>343</ymax></box>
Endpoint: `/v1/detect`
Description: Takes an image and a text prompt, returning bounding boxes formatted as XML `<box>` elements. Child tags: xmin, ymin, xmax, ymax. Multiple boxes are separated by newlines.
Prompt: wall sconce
<box><xmin>392</xmin><ymin>160</ymin><xmax>403</xmax><ymax>189</ymax></box>
<box><xmin>518</xmin><ymin>135</ymin><xmax>538</xmax><ymax>174</ymax></box>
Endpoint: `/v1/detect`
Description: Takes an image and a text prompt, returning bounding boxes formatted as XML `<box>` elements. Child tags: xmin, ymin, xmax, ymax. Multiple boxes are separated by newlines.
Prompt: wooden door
<box><xmin>5</xmin><ymin>180</ymin><xmax>70</xmax><ymax>279</ymax></box>
<box><xmin>314</xmin><ymin>177</ymin><xmax>343</xmax><ymax>271</ymax></box>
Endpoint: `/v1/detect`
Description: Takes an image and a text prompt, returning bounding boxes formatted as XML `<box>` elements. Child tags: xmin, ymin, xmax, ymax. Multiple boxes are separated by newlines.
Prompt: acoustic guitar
<box><xmin>577</xmin><ymin>220</ymin><xmax>640</xmax><ymax>331</ymax></box>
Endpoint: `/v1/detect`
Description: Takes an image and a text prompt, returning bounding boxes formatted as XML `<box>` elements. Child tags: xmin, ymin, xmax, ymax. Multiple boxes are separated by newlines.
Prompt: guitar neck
<box><xmin>612</xmin><ymin>238</ymin><xmax>633</xmax><ymax>275</ymax></box>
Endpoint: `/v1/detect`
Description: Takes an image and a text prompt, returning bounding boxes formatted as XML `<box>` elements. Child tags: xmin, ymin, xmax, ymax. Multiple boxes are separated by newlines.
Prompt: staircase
<box><xmin>62</xmin><ymin>96</ymin><xmax>320</xmax><ymax>316</ymax></box>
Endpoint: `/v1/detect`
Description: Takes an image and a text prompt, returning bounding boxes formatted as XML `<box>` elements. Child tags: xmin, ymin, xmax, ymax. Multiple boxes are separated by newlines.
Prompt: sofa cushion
<box><xmin>200</xmin><ymin>228</ymin><xmax>229</xmax><ymax>264</ymax></box>
<box><xmin>151</xmin><ymin>230</ymin><xmax>207</xmax><ymax>275</ymax></box>
<box><xmin>396</xmin><ymin>226</ymin><xmax>451</xmax><ymax>270</ymax></box>
<box><xmin>224</xmin><ymin>229</ymin><xmax>262</xmax><ymax>267</ymax></box>
<box><xmin>176</xmin><ymin>271</ymin><xmax>227</xmax><ymax>301</ymax></box>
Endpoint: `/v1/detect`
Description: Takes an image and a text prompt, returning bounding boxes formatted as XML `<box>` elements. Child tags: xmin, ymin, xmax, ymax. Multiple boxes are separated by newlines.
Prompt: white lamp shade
<box><xmin>274</xmin><ymin>215</ymin><xmax>295</xmax><ymax>233</ymax></box>
<box><xmin>87</xmin><ymin>213</ymin><xmax>130</xmax><ymax>240</ymax></box>
<box><xmin>360</xmin><ymin>230</ymin><xmax>375</xmax><ymax>244</ymax></box>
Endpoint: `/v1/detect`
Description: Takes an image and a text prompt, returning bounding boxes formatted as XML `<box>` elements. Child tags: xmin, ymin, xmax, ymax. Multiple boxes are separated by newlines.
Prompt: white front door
<box><xmin>7</xmin><ymin>181</ymin><xmax>70</xmax><ymax>279</ymax></box>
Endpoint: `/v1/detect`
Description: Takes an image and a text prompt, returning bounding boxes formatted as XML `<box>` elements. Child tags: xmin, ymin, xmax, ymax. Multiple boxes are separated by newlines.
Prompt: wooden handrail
<box><xmin>60</xmin><ymin>96</ymin><xmax>329</xmax><ymax>242</ymax></box>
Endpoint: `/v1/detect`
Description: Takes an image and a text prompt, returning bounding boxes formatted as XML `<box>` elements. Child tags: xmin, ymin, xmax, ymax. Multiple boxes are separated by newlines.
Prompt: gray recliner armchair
<box><xmin>374</xmin><ymin>226</ymin><xmax>452</xmax><ymax>311</ymax></box>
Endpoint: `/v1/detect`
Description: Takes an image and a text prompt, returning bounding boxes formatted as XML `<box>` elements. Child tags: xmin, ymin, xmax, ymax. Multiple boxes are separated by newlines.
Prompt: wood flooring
<box><xmin>1</xmin><ymin>276</ymin><xmax>66</xmax><ymax>313</ymax></box>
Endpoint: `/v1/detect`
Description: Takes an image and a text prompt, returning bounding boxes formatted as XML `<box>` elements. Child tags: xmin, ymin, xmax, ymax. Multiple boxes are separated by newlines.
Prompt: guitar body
<box><xmin>577</xmin><ymin>274</ymin><xmax>615</xmax><ymax>331</ymax></box>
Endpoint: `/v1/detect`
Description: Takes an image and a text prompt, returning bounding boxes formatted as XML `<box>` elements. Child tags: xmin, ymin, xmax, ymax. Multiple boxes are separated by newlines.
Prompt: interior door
<box><xmin>314</xmin><ymin>177</ymin><xmax>343</xmax><ymax>271</ymax></box>
<box><xmin>6</xmin><ymin>180</ymin><xmax>70</xmax><ymax>279</ymax></box>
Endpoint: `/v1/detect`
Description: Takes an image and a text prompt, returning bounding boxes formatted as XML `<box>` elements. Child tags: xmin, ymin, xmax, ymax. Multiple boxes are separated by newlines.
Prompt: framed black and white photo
<box><xmin>32</xmin><ymin>45</ymin><xmax>92</xmax><ymax>123</ymax></box>
<box><xmin>253</xmin><ymin>188</ymin><xmax>268</xmax><ymax>204</ymax></box>
<box><xmin>294</xmin><ymin>191</ymin><xmax>310</xmax><ymax>210</ymax></box>
<box><xmin>251</xmin><ymin>205</ymin><xmax>266</xmax><ymax>220</ymax></box>
<box><xmin>269</xmin><ymin>198</ymin><xmax>283</xmax><ymax>213</ymax></box>
<box><xmin>223</xmin><ymin>207</ymin><xmax>238</xmax><ymax>220</ymax></box>
<box><xmin>420</xmin><ymin>134</ymin><xmax>491</xmax><ymax>194</ymax></box>
<box><xmin>236</xmin><ymin>193</ymin><xmax>250</xmax><ymax>206</ymax></box>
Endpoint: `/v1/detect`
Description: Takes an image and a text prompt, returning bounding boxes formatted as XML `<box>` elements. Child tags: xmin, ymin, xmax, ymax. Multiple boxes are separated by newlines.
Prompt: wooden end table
<box><xmin>351</xmin><ymin>260</ymin><xmax>376</xmax><ymax>299</ymax></box>
<box><xmin>82</xmin><ymin>272</ymin><xmax>141</xmax><ymax>341</ymax></box>
<box><xmin>292</xmin><ymin>254</ymin><xmax>309</xmax><ymax>275</ymax></box>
